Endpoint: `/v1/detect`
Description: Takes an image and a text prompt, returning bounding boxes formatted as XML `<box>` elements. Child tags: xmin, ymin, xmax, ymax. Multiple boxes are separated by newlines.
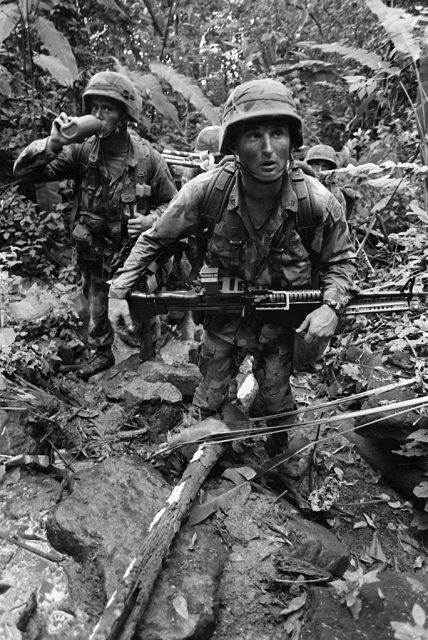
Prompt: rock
<box><xmin>9</xmin><ymin>296</ymin><xmax>53</xmax><ymax>323</ymax></box>
<box><xmin>123</xmin><ymin>379</ymin><xmax>183</xmax><ymax>408</ymax></box>
<box><xmin>140</xmin><ymin>523</ymin><xmax>228</xmax><ymax>640</ymax></box>
<box><xmin>301</xmin><ymin>571</ymin><xmax>428</xmax><ymax>640</ymax></box>
<box><xmin>137</xmin><ymin>360</ymin><xmax>202</xmax><ymax>398</ymax></box>
<box><xmin>213</xmin><ymin>493</ymin><xmax>349</xmax><ymax>640</ymax></box>
<box><xmin>159</xmin><ymin>337</ymin><xmax>200</xmax><ymax>365</ymax></box>
<box><xmin>280</xmin><ymin>514</ymin><xmax>350</xmax><ymax>577</ymax></box>
<box><xmin>46</xmin><ymin>456</ymin><xmax>171</xmax><ymax>612</ymax></box>
<box><xmin>103</xmin><ymin>374</ymin><xmax>182</xmax><ymax>407</ymax></box>
<box><xmin>0</xmin><ymin>473</ymin><xmax>87</xmax><ymax>640</ymax></box>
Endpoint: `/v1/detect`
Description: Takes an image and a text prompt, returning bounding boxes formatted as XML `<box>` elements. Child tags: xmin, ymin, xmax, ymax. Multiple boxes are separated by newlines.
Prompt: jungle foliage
<box><xmin>2</xmin><ymin>0</ymin><xmax>428</xmax><ymax>521</ymax></box>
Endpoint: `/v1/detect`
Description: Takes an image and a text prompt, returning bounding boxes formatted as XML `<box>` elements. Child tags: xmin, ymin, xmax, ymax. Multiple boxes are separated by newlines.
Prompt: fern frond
<box><xmin>300</xmin><ymin>41</ymin><xmax>401</xmax><ymax>76</ymax></box>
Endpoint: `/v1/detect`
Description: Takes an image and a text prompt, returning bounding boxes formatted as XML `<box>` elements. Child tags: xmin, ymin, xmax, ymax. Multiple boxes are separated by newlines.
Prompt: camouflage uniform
<box><xmin>110</xmin><ymin>166</ymin><xmax>356</xmax><ymax>418</ymax></box>
<box><xmin>109</xmin><ymin>78</ymin><xmax>357</xmax><ymax>449</ymax></box>
<box><xmin>14</xmin><ymin>73</ymin><xmax>176</xmax><ymax>363</ymax></box>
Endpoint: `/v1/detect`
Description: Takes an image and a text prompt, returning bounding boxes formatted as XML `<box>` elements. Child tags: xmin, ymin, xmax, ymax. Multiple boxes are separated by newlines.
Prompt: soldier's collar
<box><xmin>280</xmin><ymin>172</ymin><xmax>298</xmax><ymax>213</ymax></box>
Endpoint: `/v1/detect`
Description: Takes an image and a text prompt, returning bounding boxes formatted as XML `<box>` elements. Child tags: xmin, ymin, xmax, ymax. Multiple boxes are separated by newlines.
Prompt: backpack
<box><xmin>188</xmin><ymin>161</ymin><xmax>323</xmax><ymax>284</ymax></box>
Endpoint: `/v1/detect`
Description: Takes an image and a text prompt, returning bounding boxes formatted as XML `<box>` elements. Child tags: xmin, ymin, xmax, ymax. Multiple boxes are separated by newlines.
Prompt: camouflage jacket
<box><xmin>13</xmin><ymin>132</ymin><xmax>177</xmax><ymax>248</ymax></box>
<box><xmin>110</xmin><ymin>163</ymin><xmax>357</xmax><ymax>301</ymax></box>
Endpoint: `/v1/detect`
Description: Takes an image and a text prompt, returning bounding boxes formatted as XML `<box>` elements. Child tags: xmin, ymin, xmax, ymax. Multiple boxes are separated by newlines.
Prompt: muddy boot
<box><xmin>77</xmin><ymin>348</ymin><xmax>115</xmax><ymax>381</ymax></box>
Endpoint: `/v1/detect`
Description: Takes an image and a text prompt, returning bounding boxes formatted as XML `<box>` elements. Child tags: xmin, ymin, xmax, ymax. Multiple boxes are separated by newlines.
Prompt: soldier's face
<box><xmin>90</xmin><ymin>97</ymin><xmax>125</xmax><ymax>137</ymax></box>
<box><xmin>234</xmin><ymin>118</ymin><xmax>290</xmax><ymax>183</ymax></box>
<box><xmin>308</xmin><ymin>160</ymin><xmax>335</xmax><ymax>174</ymax></box>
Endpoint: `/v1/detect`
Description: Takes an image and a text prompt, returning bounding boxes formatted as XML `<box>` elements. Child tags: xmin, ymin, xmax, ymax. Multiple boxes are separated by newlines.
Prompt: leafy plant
<box><xmin>330</xmin><ymin>567</ymin><xmax>379</xmax><ymax>620</ymax></box>
<box><xmin>391</xmin><ymin>604</ymin><xmax>428</xmax><ymax>640</ymax></box>
<box><xmin>0</xmin><ymin>185</ymin><xmax>71</xmax><ymax>278</ymax></box>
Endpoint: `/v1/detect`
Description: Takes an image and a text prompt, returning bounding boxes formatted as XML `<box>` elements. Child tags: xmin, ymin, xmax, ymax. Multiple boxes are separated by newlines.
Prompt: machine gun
<box><xmin>128</xmin><ymin>267</ymin><xmax>426</xmax><ymax>325</ymax></box>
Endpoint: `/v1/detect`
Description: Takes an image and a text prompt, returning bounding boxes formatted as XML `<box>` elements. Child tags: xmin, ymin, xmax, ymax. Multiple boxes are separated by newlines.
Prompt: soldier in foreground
<box><xmin>108</xmin><ymin>78</ymin><xmax>357</xmax><ymax>454</ymax></box>
<box><xmin>14</xmin><ymin>71</ymin><xmax>176</xmax><ymax>379</ymax></box>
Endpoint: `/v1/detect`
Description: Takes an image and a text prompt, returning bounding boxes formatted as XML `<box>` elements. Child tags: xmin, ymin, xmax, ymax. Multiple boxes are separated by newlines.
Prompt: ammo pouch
<box><xmin>71</xmin><ymin>211</ymin><xmax>104</xmax><ymax>260</ymax></box>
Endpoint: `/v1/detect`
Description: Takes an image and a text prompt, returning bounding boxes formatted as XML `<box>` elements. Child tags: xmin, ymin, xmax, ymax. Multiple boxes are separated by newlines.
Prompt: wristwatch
<box><xmin>323</xmin><ymin>299</ymin><xmax>342</xmax><ymax>314</ymax></box>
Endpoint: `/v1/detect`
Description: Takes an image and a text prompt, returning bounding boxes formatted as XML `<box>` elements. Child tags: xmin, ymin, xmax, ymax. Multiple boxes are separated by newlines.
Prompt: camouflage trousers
<box><xmin>82</xmin><ymin>260</ymin><xmax>114</xmax><ymax>350</ymax></box>
<box><xmin>193</xmin><ymin>323</ymin><xmax>296</xmax><ymax>420</ymax></box>
<box><xmin>82</xmin><ymin>260</ymin><xmax>157</xmax><ymax>357</ymax></box>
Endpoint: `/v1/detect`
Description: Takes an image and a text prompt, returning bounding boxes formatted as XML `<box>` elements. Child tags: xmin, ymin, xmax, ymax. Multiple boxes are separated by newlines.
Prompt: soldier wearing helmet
<box><xmin>180</xmin><ymin>125</ymin><xmax>222</xmax><ymax>186</ymax></box>
<box><xmin>305</xmin><ymin>144</ymin><xmax>338</xmax><ymax>173</ymax></box>
<box><xmin>305</xmin><ymin>144</ymin><xmax>354</xmax><ymax>217</ymax></box>
<box><xmin>108</xmin><ymin>78</ymin><xmax>356</xmax><ymax>458</ymax></box>
<box><xmin>14</xmin><ymin>70</ymin><xmax>176</xmax><ymax>380</ymax></box>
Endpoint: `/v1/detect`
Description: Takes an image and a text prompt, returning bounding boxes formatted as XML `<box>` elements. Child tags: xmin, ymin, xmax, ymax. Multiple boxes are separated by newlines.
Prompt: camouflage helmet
<box><xmin>82</xmin><ymin>71</ymin><xmax>141</xmax><ymax>122</ymax></box>
<box><xmin>219</xmin><ymin>78</ymin><xmax>303</xmax><ymax>155</ymax></box>
<box><xmin>305</xmin><ymin>144</ymin><xmax>338</xmax><ymax>169</ymax></box>
<box><xmin>194</xmin><ymin>125</ymin><xmax>221</xmax><ymax>153</ymax></box>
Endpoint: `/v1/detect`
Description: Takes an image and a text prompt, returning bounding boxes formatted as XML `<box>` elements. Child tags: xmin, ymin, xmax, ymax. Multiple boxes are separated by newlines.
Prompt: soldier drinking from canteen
<box><xmin>14</xmin><ymin>71</ymin><xmax>177</xmax><ymax>380</ymax></box>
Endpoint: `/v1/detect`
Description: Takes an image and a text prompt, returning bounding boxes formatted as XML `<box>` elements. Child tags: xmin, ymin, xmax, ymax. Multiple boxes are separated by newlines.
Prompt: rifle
<box><xmin>128</xmin><ymin>267</ymin><xmax>426</xmax><ymax>325</ymax></box>
<box><xmin>161</xmin><ymin>148</ymin><xmax>222</xmax><ymax>169</ymax></box>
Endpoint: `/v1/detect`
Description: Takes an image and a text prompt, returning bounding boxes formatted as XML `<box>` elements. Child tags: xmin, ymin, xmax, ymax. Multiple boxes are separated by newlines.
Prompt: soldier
<box><xmin>305</xmin><ymin>144</ymin><xmax>339</xmax><ymax>174</ymax></box>
<box><xmin>181</xmin><ymin>124</ymin><xmax>222</xmax><ymax>185</ymax></box>
<box><xmin>14</xmin><ymin>71</ymin><xmax>177</xmax><ymax>380</ymax></box>
<box><xmin>108</xmin><ymin>78</ymin><xmax>357</xmax><ymax>455</ymax></box>
<box><xmin>305</xmin><ymin>144</ymin><xmax>356</xmax><ymax>218</ymax></box>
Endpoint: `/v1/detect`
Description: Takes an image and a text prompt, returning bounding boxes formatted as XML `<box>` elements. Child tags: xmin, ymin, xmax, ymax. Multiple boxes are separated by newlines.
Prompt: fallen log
<box><xmin>89</xmin><ymin>417</ymin><xmax>228</xmax><ymax>640</ymax></box>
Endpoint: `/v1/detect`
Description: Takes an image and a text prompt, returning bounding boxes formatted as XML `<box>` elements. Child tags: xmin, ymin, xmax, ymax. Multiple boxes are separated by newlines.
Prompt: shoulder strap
<box><xmin>188</xmin><ymin>163</ymin><xmax>238</xmax><ymax>281</ymax></box>
<box><xmin>289</xmin><ymin>163</ymin><xmax>317</xmax><ymax>254</ymax></box>
<box><xmin>199</xmin><ymin>162</ymin><xmax>238</xmax><ymax>232</ymax></box>
<box><xmin>290</xmin><ymin>163</ymin><xmax>323</xmax><ymax>287</ymax></box>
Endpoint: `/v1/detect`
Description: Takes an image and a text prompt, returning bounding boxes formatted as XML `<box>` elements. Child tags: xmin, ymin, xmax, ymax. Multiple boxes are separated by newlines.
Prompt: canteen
<box><xmin>60</xmin><ymin>115</ymin><xmax>102</xmax><ymax>142</ymax></box>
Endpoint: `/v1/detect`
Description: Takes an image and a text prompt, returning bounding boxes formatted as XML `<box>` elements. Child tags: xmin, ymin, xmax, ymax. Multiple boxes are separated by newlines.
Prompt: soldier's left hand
<box><xmin>295</xmin><ymin>305</ymin><xmax>338</xmax><ymax>343</ymax></box>
<box><xmin>127</xmin><ymin>213</ymin><xmax>154</xmax><ymax>238</ymax></box>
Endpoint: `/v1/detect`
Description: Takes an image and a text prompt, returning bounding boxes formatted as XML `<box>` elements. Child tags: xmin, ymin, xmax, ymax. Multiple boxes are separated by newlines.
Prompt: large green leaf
<box><xmin>34</xmin><ymin>17</ymin><xmax>78</xmax><ymax>82</ymax></box>
<box><xmin>300</xmin><ymin>41</ymin><xmax>401</xmax><ymax>76</ymax></box>
<box><xmin>0</xmin><ymin>3</ymin><xmax>20</xmax><ymax>46</ymax></box>
<box><xmin>129</xmin><ymin>70</ymin><xmax>182</xmax><ymax>131</ymax></box>
<box><xmin>366</xmin><ymin>0</ymin><xmax>420</xmax><ymax>62</ymax></box>
<box><xmin>150</xmin><ymin>62</ymin><xmax>220</xmax><ymax>125</ymax></box>
<box><xmin>33</xmin><ymin>53</ymin><xmax>75</xmax><ymax>86</ymax></box>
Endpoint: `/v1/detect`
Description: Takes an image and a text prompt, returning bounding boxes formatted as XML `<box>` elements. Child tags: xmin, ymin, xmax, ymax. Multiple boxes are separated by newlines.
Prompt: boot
<box><xmin>77</xmin><ymin>348</ymin><xmax>115</xmax><ymax>381</ymax></box>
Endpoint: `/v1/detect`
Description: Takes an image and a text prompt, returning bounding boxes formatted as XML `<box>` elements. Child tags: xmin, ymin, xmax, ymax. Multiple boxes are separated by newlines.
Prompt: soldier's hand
<box><xmin>296</xmin><ymin>304</ymin><xmax>338</xmax><ymax>343</ymax></box>
<box><xmin>127</xmin><ymin>213</ymin><xmax>155</xmax><ymax>238</ymax></box>
<box><xmin>108</xmin><ymin>298</ymin><xmax>134</xmax><ymax>334</ymax></box>
<box><xmin>47</xmin><ymin>112</ymin><xmax>72</xmax><ymax>153</ymax></box>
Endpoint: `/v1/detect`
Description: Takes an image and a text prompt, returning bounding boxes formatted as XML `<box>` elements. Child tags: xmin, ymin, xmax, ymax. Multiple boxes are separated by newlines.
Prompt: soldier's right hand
<box><xmin>47</xmin><ymin>112</ymin><xmax>72</xmax><ymax>153</ymax></box>
<box><xmin>108</xmin><ymin>297</ymin><xmax>134</xmax><ymax>334</ymax></box>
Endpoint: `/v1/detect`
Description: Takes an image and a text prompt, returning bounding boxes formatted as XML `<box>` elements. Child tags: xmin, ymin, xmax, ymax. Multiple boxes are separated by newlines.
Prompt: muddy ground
<box><xmin>1</xmin><ymin>327</ymin><xmax>428</xmax><ymax>640</ymax></box>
